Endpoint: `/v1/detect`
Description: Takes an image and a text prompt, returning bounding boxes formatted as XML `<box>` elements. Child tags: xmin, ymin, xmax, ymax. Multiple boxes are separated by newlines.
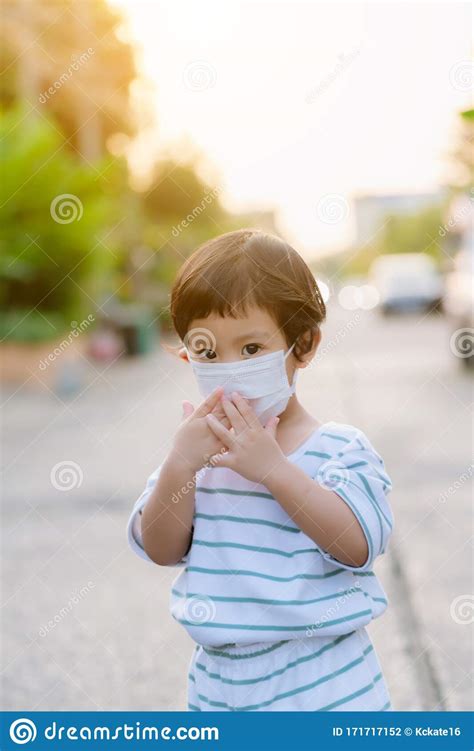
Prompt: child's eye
<box><xmin>200</xmin><ymin>349</ymin><xmax>217</xmax><ymax>360</ymax></box>
<box><xmin>242</xmin><ymin>343</ymin><xmax>261</xmax><ymax>356</ymax></box>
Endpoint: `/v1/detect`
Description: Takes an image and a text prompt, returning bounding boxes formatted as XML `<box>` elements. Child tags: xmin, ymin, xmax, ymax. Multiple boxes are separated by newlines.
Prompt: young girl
<box><xmin>127</xmin><ymin>229</ymin><xmax>394</xmax><ymax>712</ymax></box>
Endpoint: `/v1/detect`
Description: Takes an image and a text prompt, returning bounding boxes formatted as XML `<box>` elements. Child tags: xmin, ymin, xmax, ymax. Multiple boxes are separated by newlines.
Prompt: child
<box><xmin>127</xmin><ymin>229</ymin><xmax>394</xmax><ymax>712</ymax></box>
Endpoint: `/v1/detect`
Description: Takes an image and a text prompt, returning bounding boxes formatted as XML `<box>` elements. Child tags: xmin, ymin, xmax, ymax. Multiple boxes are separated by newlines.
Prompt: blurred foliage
<box><xmin>143</xmin><ymin>159</ymin><xmax>226</xmax><ymax>230</ymax></box>
<box><xmin>450</xmin><ymin>108</ymin><xmax>474</xmax><ymax>190</ymax></box>
<box><xmin>0</xmin><ymin>0</ymin><xmax>234</xmax><ymax>342</ymax></box>
<box><xmin>382</xmin><ymin>207</ymin><xmax>444</xmax><ymax>258</ymax></box>
<box><xmin>114</xmin><ymin>160</ymin><xmax>231</xmax><ymax>327</ymax></box>
<box><xmin>0</xmin><ymin>105</ymin><xmax>128</xmax><ymax>340</ymax></box>
<box><xmin>1</xmin><ymin>0</ymin><xmax>137</xmax><ymax>159</ymax></box>
<box><xmin>0</xmin><ymin>309</ymin><xmax>71</xmax><ymax>343</ymax></box>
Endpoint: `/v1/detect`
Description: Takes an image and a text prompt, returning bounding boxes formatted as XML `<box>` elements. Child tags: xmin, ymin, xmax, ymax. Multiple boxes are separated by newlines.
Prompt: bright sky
<box><xmin>109</xmin><ymin>0</ymin><xmax>472</xmax><ymax>258</ymax></box>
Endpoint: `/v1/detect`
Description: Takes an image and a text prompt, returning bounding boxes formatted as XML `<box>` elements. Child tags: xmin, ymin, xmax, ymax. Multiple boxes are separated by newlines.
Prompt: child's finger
<box><xmin>182</xmin><ymin>401</ymin><xmax>195</xmax><ymax>419</ymax></box>
<box><xmin>264</xmin><ymin>416</ymin><xmax>280</xmax><ymax>438</ymax></box>
<box><xmin>210</xmin><ymin>402</ymin><xmax>232</xmax><ymax>429</ymax></box>
<box><xmin>221</xmin><ymin>396</ymin><xmax>248</xmax><ymax>435</ymax></box>
<box><xmin>194</xmin><ymin>387</ymin><xmax>224</xmax><ymax>418</ymax></box>
<box><xmin>206</xmin><ymin>413</ymin><xmax>235</xmax><ymax>449</ymax></box>
<box><xmin>231</xmin><ymin>391</ymin><xmax>261</xmax><ymax>429</ymax></box>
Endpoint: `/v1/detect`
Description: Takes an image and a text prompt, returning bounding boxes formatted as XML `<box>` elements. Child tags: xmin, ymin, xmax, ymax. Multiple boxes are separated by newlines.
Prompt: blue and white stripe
<box><xmin>187</xmin><ymin>628</ymin><xmax>392</xmax><ymax>711</ymax></box>
<box><xmin>128</xmin><ymin>421</ymin><xmax>393</xmax><ymax>649</ymax></box>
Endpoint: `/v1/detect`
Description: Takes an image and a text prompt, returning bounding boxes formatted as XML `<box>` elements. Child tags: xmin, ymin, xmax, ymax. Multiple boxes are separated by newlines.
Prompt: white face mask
<box><xmin>187</xmin><ymin>343</ymin><xmax>298</xmax><ymax>425</ymax></box>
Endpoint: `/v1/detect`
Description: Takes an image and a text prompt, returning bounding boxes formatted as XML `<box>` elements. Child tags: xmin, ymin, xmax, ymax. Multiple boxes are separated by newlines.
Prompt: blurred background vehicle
<box><xmin>370</xmin><ymin>253</ymin><xmax>443</xmax><ymax>315</ymax></box>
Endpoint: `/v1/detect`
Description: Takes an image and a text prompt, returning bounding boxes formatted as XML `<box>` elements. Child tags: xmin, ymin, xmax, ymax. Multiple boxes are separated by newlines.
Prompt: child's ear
<box><xmin>311</xmin><ymin>327</ymin><xmax>322</xmax><ymax>356</ymax></box>
<box><xmin>296</xmin><ymin>328</ymin><xmax>321</xmax><ymax>368</ymax></box>
<box><xmin>178</xmin><ymin>346</ymin><xmax>189</xmax><ymax>362</ymax></box>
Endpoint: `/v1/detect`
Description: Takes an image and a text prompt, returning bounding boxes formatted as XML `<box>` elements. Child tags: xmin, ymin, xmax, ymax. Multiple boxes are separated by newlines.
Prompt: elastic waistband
<box><xmin>202</xmin><ymin>639</ymin><xmax>291</xmax><ymax>661</ymax></box>
<box><xmin>201</xmin><ymin>630</ymin><xmax>358</xmax><ymax>662</ymax></box>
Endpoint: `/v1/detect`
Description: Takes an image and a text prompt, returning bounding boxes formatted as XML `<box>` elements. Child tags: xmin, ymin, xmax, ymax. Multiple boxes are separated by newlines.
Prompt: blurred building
<box><xmin>354</xmin><ymin>192</ymin><xmax>444</xmax><ymax>245</ymax></box>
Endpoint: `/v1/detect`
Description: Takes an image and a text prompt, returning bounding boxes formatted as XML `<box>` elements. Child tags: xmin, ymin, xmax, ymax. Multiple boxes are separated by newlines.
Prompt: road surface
<box><xmin>1</xmin><ymin>302</ymin><xmax>472</xmax><ymax>710</ymax></box>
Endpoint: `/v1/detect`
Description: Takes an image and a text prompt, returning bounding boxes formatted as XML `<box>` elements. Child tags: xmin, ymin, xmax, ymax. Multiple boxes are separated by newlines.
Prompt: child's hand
<box><xmin>171</xmin><ymin>387</ymin><xmax>230</xmax><ymax>472</ymax></box>
<box><xmin>205</xmin><ymin>392</ymin><xmax>287</xmax><ymax>484</ymax></box>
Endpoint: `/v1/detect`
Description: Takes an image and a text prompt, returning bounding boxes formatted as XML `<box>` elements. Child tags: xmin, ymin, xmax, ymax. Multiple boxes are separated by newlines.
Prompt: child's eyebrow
<box><xmin>234</xmin><ymin>330</ymin><xmax>271</xmax><ymax>342</ymax></box>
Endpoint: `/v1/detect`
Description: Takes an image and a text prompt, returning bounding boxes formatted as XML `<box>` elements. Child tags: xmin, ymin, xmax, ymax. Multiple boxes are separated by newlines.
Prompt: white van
<box><xmin>370</xmin><ymin>253</ymin><xmax>443</xmax><ymax>314</ymax></box>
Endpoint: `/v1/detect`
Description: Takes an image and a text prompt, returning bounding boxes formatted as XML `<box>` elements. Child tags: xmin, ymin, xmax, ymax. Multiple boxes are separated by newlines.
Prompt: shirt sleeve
<box><xmin>126</xmin><ymin>464</ymin><xmax>190</xmax><ymax>567</ymax></box>
<box><xmin>316</xmin><ymin>427</ymin><xmax>394</xmax><ymax>573</ymax></box>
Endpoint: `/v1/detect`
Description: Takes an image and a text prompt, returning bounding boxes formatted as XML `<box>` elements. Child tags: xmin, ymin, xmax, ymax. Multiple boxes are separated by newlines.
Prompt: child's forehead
<box><xmin>188</xmin><ymin>307</ymin><xmax>281</xmax><ymax>339</ymax></box>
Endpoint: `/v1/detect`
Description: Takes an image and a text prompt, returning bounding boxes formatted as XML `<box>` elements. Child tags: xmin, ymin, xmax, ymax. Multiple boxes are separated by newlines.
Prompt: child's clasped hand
<box><xmin>171</xmin><ymin>386</ymin><xmax>229</xmax><ymax>472</ymax></box>
<box><xmin>171</xmin><ymin>387</ymin><xmax>286</xmax><ymax>482</ymax></box>
<box><xmin>206</xmin><ymin>390</ymin><xmax>286</xmax><ymax>484</ymax></box>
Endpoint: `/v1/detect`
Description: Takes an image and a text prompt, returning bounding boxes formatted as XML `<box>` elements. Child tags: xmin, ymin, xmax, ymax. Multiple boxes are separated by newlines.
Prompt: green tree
<box><xmin>116</xmin><ymin>159</ymin><xmax>230</xmax><ymax>322</ymax></box>
<box><xmin>0</xmin><ymin>106</ymin><xmax>127</xmax><ymax>341</ymax></box>
<box><xmin>142</xmin><ymin>159</ymin><xmax>225</xmax><ymax>230</ymax></box>
<box><xmin>382</xmin><ymin>206</ymin><xmax>443</xmax><ymax>257</ymax></box>
<box><xmin>0</xmin><ymin>1</ymin><xmax>234</xmax><ymax>338</ymax></box>
<box><xmin>1</xmin><ymin>0</ymin><xmax>137</xmax><ymax>161</ymax></box>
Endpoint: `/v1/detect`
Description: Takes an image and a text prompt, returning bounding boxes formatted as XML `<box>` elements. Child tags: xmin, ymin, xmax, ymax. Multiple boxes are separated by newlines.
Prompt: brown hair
<box><xmin>170</xmin><ymin>229</ymin><xmax>326</xmax><ymax>361</ymax></box>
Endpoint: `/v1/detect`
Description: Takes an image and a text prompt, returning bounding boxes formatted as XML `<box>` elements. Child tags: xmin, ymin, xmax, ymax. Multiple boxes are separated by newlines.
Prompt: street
<box><xmin>1</xmin><ymin>302</ymin><xmax>472</xmax><ymax>711</ymax></box>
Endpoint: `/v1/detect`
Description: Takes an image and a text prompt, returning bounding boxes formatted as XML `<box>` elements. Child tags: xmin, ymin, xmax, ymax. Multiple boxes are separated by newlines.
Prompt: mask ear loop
<box><xmin>284</xmin><ymin>341</ymin><xmax>296</xmax><ymax>360</ymax></box>
<box><xmin>284</xmin><ymin>341</ymin><xmax>298</xmax><ymax>392</ymax></box>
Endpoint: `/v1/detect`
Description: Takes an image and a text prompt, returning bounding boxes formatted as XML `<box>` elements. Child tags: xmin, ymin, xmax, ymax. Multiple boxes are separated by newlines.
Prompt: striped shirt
<box><xmin>127</xmin><ymin>421</ymin><xmax>394</xmax><ymax>648</ymax></box>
